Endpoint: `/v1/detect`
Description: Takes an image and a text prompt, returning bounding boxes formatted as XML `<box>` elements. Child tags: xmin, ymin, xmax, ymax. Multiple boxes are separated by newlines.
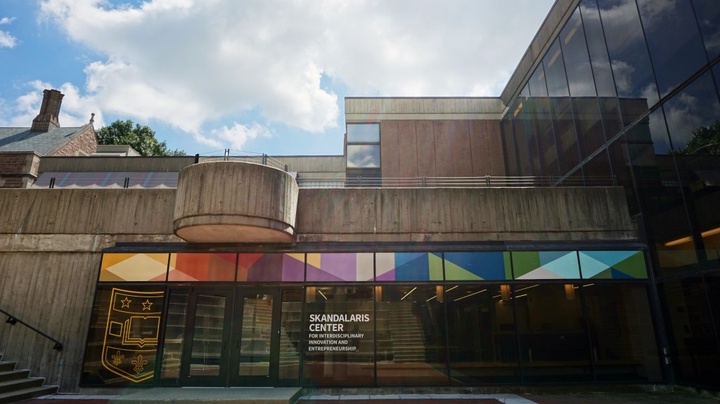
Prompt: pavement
<box><xmin>18</xmin><ymin>386</ymin><xmax>720</xmax><ymax>404</ymax></box>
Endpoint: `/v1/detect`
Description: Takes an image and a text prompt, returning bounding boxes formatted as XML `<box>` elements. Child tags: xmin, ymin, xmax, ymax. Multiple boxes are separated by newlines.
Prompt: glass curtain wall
<box><xmin>501</xmin><ymin>0</ymin><xmax>720</xmax><ymax>388</ymax></box>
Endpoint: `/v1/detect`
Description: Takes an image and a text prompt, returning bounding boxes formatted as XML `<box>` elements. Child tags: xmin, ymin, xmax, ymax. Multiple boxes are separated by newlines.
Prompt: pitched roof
<box><xmin>0</xmin><ymin>126</ymin><xmax>85</xmax><ymax>155</ymax></box>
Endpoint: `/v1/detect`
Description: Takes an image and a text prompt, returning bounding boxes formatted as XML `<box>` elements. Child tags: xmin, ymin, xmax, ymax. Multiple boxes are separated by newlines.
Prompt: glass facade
<box><xmin>82</xmin><ymin>250</ymin><xmax>659</xmax><ymax>387</ymax></box>
<box><xmin>501</xmin><ymin>0</ymin><xmax>720</xmax><ymax>388</ymax></box>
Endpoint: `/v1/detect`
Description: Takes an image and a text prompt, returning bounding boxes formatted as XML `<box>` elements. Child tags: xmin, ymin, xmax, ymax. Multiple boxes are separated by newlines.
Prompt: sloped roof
<box><xmin>0</xmin><ymin>126</ymin><xmax>84</xmax><ymax>155</ymax></box>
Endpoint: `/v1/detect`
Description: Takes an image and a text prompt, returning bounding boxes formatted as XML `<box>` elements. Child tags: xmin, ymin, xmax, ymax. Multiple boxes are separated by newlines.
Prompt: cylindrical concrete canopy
<box><xmin>173</xmin><ymin>161</ymin><xmax>298</xmax><ymax>243</ymax></box>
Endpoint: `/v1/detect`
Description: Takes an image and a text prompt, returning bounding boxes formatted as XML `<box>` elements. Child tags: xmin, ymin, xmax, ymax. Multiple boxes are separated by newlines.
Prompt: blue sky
<box><xmin>0</xmin><ymin>0</ymin><xmax>554</xmax><ymax>156</ymax></box>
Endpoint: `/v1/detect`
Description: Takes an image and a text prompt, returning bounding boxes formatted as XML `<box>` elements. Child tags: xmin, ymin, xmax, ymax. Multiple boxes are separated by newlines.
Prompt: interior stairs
<box><xmin>388</xmin><ymin>302</ymin><xmax>427</xmax><ymax>362</ymax></box>
<box><xmin>0</xmin><ymin>353</ymin><xmax>58</xmax><ymax>404</ymax></box>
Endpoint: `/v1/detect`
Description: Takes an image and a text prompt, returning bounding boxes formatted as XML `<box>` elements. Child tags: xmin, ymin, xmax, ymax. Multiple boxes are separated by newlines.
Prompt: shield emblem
<box><xmin>101</xmin><ymin>288</ymin><xmax>164</xmax><ymax>383</ymax></box>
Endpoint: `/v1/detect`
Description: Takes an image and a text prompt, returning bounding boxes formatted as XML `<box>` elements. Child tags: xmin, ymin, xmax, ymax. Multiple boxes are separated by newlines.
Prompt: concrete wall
<box><xmin>296</xmin><ymin>186</ymin><xmax>636</xmax><ymax>242</ymax></box>
<box><xmin>345</xmin><ymin>97</ymin><xmax>505</xmax><ymax>122</ymax></box>
<box><xmin>380</xmin><ymin>120</ymin><xmax>505</xmax><ymax>178</ymax></box>
<box><xmin>0</xmin><ymin>152</ymin><xmax>40</xmax><ymax>188</ymax></box>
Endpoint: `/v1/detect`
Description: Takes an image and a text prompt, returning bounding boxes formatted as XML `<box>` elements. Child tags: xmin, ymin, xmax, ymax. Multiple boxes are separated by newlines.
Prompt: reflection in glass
<box><xmin>598</xmin><ymin>0</ymin><xmax>658</xmax><ymax>107</ymax></box>
<box><xmin>514</xmin><ymin>284</ymin><xmax>591</xmax><ymax>382</ymax></box>
<box><xmin>664</xmin><ymin>72</ymin><xmax>720</xmax><ymax>153</ymax></box>
<box><xmin>693</xmin><ymin>0</ymin><xmax>720</xmax><ymax>60</ymax></box>
<box><xmin>237</xmin><ymin>294</ymin><xmax>272</xmax><ymax>378</ymax></box>
<box><xmin>347</xmin><ymin>123</ymin><xmax>380</xmax><ymax>143</ymax></box>
<box><xmin>580</xmin><ymin>0</ymin><xmax>616</xmax><ymax>97</ymax></box>
<box><xmin>347</xmin><ymin>145</ymin><xmax>380</xmax><ymax>168</ymax></box>
<box><xmin>303</xmin><ymin>286</ymin><xmax>375</xmax><ymax>386</ymax></box>
<box><xmin>637</xmin><ymin>0</ymin><xmax>707</xmax><ymax>97</ymax></box>
<box><xmin>562</xmin><ymin>8</ymin><xmax>595</xmax><ymax>97</ymax></box>
<box><xmin>160</xmin><ymin>291</ymin><xmax>188</xmax><ymax>382</ymax></box>
<box><xmin>446</xmin><ymin>285</ymin><xmax>519</xmax><ymax>384</ymax></box>
<box><xmin>376</xmin><ymin>285</ymin><xmax>448</xmax><ymax>385</ymax></box>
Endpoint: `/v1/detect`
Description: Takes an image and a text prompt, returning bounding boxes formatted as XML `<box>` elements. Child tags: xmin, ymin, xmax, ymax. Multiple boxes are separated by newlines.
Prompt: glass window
<box><xmin>446</xmin><ymin>285</ymin><xmax>519</xmax><ymax>384</ymax></box>
<box><xmin>346</xmin><ymin>145</ymin><xmax>380</xmax><ymax>168</ymax></box>
<box><xmin>580</xmin><ymin>0</ymin><xmax>616</xmax><ymax>97</ymax></box>
<box><xmin>347</xmin><ymin>123</ymin><xmax>380</xmax><ymax>143</ymax></box>
<box><xmin>583</xmin><ymin>283</ymin><xmax>662</xmax><ymax>381</ymax></box>
<box><xmin>598</xmin><ymin>0</ymin><xmax>659</xmax><ymax>107</ymax></box>
<box><xmin>637</xmin><ymin>0</ymin><xmax>707</xmax><ymax>97</ymax></box>
<box><xmin>514</xmin><ymin>283</ymin><xmax>591</xmax><ymax>382</ymax></box>
<box><xmin>664</xmin><ymin>72</ymin><xmax>720</xmax><ymax>153</ymax></box>
<box><xmin>375</xmin><ymin>252</ymin><xmax>443</xmax><ymax>282</ymax></box>
<box><xmin>237</xmin><ymin>253</ymin><xmax>305</xmax><ymax>282</ymax></box>
<box><xmin>693</xmin><ymin>0</ymin><xmax>720</xmax><ymax>60</ymax></box>
<box><xmin>306</xmin><ymin>253</ymin><xmax>374</xmax><ymax>282</ymax></box>
<box><xmin>660</xmin><ymin>278</ymin><xmax>720</xmax><ymax>385</ymax></box>
<box><xmin>82</xmin><ymin>286</ymin><xmax>165</xmax><ymax>386</ymax></box>
<box><xmin>376</xmin><ymin>285</ymin><xmax>448</xmax><ymax>385</ymax></box>
<box><xmin>99</xmin><ymin>253</ymin><xmax>169</xmax><ymax>282</ymax></box>
<box><xmin>303</xmin><ymin>286</ymin><xmax>375</xmax><ymax>386</ymax></box>
<box><xmin>279</xmin><ymin>288</ymin><xmax>303</xmax><ymax>385</ymax></box>
<box><xmin>528</xmin><ymin>65</ymin><xmax>559</xmax><ymax>176</ymax></box>
<box><xmin>168</xmin><ymin>253</ymin><xmax>236</xmax><ymax>282</ymax></box>
<box><xmin>562</xmin><ymin>8</ymin><xmax>596</xmax><ymax>97</ymax></box>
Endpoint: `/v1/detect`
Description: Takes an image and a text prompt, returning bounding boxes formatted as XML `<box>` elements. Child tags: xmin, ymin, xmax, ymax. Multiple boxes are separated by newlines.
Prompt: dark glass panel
<box><xmin>660</xmin><ymin>278</ymin><xmax>720</xmax><ymax>386</ymax></box>
<box><xmin>303</xmin><ymin>286</ymin><xmax>375</xmax><ymax>386</ymax></box>
<box><xmin>511</xmin><ymin>93</ymin><xmax>537</xmax><ymax>176</ymax></box>
<box><xmin>692</xmin><ymin>0</ymin><xmax>720</xmax><ymax>60</ymax></box>
<box><xmin>160</xmin><ymin>290</ymin><xmax>187</xmax><ymax>384</ymax></box>
<box><xmin>583</xmin><ymin>283</ymin><xmax>662</xmax><ymax>381</ymax></box>
<box><xmin>562</xmin><ymin>8</ymin><xmax>596</xmax><ymax>97</ymax></box>
<box><xmin>528</xmin><ymin>65</ymin><xmax>559</xmax><ymax>176</ymax></box>
<box><xmin>279</xmin><ymin>289</ymin><xmax>303</xmax><ymax>385</ymax></box>
<box><xmin>600</xmin><ymin>96</ymin><xmax>624</xmax><ymax>138</ymax></box>
<box><xmin>82</xmin><ymin>287</ymin><xmax>165</xmax><ymax>386</ymax></box>
<box><xmin>608</xmin><ymin>133</ymin><xmax>640</xmax><ymax>215</ymax></box>
<box><xmin>376</xmin><ymin>285</ymin><xmax>448</xmax><ymax>386</ymax></box>
<box><xmin>664</xmin><ymin>72</ymin><xmax>720</xmax><ymax>153</ymax></box>
<box><xmin>637</xmin><ymin>0</ymin><xmax>707</xmax><ymax>97</ymax></box>
<box><xmin>583</xmin><ymin>148</ymin><xmax>613</xmax><ymax>182</ymax></box>
<box><xmin>665</xmin><ymin>72</ymin><xmax>720</xmax><ymax>265</ymax></box>
<box><xmin>514</xmin><ymin>283</ymin><xmax>591</xmax><ymax>382</ymax></box>
<box><xmin>573</xmin><ymin>98</ymin><xmax>605</xmax><ymax>161</ymax></box>
<box><xmin>580</xmin><ymin>0</ymin><xmax>616</xmax><ymax>97</ymax></box>
<box><xmin>446</xmin><ymin>285</ymin><xmax>519</xmax><ymax>384</ymax></box>
<box><xmin>544</xmin><ymin>40</ymin><xmax>570</xmax><ymax>97</ymax></box>
<box><xmin>598</xmin><ymin>0</ymin><xmax>659</xmax><ymax>107</ymax></box>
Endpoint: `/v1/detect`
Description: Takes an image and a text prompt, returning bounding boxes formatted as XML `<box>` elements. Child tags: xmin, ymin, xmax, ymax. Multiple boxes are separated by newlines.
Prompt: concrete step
<box><xmin>0</xmin><ymin>377</ymin><xmax>45</xmax><ymax>394</ymax></box>
<box><xmin>0</xmin><ymin>370</ymin><xmax>30</xmax><ymax>384</ymax></box>
<box><xmin>0</xmin><ymin>364</ymin><xmax>14</xmax><ymax>373</ymax></box>
<box><xmin>0</xmin><ymin>384</ymin><xmax>58</xmax><ymax>404</ymax></box>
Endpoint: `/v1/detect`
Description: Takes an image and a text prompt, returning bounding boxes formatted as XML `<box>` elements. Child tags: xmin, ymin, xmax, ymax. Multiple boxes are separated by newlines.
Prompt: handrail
<box><xmin>0</xmin><ymin>308</ymin><xmax>63</xmax><ymax>351</ymax></box>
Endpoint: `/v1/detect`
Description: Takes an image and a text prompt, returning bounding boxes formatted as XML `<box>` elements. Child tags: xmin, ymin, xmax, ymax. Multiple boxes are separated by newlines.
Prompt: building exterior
<box><xmin>0</xmin><ymin>0</ymin><xmax>718</xmax><ymax>394</ymax></box>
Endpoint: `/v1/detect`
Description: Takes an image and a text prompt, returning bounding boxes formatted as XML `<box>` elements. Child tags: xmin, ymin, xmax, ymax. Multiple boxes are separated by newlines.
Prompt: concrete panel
<box><xmin>470</xmin><ymin>120</ymin><xmax>506</xmax><ymax>176</ymax></box>
<box><xmin>173</xmin><ymin>162</ymin><xmax>298</xmax><ymax>243</ymax></box>
<box><xmin>39</xmin><ymin>156</ymin><xmax>196</xmax><ymax>173</ymax></box>
<box><xmin>433</xmin><ymin>121</ymin><xmax>455</xmax><ymax>177</ymax></box>
<box><xmin>0</xmin><ymin>189</ymin><xmax>176</xmax><ymax>235</ymax></box>
<box><xmin>345</xmin><ymin>97</ymin><xmax>506</xmax><ymax>122</ymax></box>
<box><xmin>380</xmin><ymin>121</ymin><xmax>400</xmax><ymax>178</ymax></box>
<box><xmin>448</xmin><ymin>121</ymin><xmax>473</xmax><ymax>177</ymax></box>
<box><xmin>398</xmin><ymin>121</ymin><xmax>419</xmax><ymax>178</ymax></box>
<box><xmin>296</xmin><ymin>187</ymin><xmax>636</xmax><ymax>243</ymax></box>
<box><xmin>416</xmin><ymin>121</ymin><xmax>436</xmax><ymax>177</ymax></box>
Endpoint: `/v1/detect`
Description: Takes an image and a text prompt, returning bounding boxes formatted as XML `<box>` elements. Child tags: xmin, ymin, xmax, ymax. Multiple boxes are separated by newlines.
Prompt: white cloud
<box><xmin>207</xmin><ymin>123</ymin><xmax>271</xmax><ymax>151</ymax></box>
<box><xmin>33</xmin><ymin>0</ymin><xmax>553</xmax><ymax>147</ymax></box>
<box><xmin>0</xmin><ymin>16</ymin><xmax>17</xmax><ymax>48</ymax></box>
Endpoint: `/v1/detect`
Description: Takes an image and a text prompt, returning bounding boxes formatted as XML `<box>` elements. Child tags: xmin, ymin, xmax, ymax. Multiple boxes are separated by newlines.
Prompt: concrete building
<box><xmin>0</xmin><ymin>0</ymin><xmax>718</xmax><ymax>397</ymax></box>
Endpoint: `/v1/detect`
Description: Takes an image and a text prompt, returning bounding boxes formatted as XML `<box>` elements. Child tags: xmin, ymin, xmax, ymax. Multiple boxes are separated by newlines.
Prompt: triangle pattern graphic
<box><xmin>541</xmin><ymin>252</ymin><xmax>580</xmax><ymax>278</ymax></box>
<box><xmin>516</xmin><ymin>267</ymin><xmax>563</xmax><ymax>280</ymax></box>
<box><xmin>579</xmin><ymin>253</ymin><xmax>611</xmax><ymax>279</ymax></box>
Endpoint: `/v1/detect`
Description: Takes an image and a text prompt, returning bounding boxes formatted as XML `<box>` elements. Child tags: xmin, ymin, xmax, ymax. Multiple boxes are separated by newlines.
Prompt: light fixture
<box><xmin>306</xmin><ymin>286</ymin><xmax>316</xmax><ymax>303</ymax></box>
<box><xmin>435</xmin><ymin>285</ymin><xmax>444</xmax><ymax>303</ymax></box>
<box><xmin>564</xmin><ymin>284</ymin><xmax>576</xmax><ymax>300</ymax></box>
<box><xmin>374</xmin><ymin>286</ymin><xmax>383</xmax><ymax>302</ymax></box>
<box><xmin>664</xmin><ymin>226</ymin><xmax>720</xmax><ymax>247</ymax></box>
<box><xmin>401</xmin><ymin>287</ymin><xmax>417</xmax><ymax>301</ymax></box>
<box><xmin>318</xmin><ymin>289</ymin><xmax>328</xmax><ymax>300</ymax></box>
<box><xmin>500</xmin><ymin>285</ymin><xmax>511</xmax><ymax>302</ymax></box>
<box><xmin>454</xmin><ymin>289</ymin><xmax>487</xmax><ymax>302</ymax></box>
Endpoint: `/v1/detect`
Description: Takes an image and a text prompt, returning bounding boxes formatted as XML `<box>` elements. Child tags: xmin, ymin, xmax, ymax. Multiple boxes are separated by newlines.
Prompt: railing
<box><xmin>1</xmin><ymin>308</ymin><xmax>63</xmax><ymax>351</ymax></box>
<box><xmin>297</xmin><ymin>175</ymin><xmax>618</xmax><ymax>188</ymax></box>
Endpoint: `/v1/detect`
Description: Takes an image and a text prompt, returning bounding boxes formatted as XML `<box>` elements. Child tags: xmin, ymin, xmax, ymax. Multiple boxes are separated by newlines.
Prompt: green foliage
<box><xmin>96</xmin><ymin>119</ymin><xmax>186</xmax><ymax>156</ymax></box>
<box><xmin>674</xmin><ymin>120</ymin><xmax>720</xmax><ymax>155</ymax></box>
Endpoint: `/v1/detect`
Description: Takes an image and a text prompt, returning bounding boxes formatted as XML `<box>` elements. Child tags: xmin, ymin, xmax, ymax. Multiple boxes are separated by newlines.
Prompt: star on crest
<box><xmin>120</xmin><ymin>297</ymin><xmax>131</xmax><ymax>308</ymax></box>
<box><xmin>142</xmin><ymin>299</ymin><xmax>153</xmax><ymax>311</ymax></box>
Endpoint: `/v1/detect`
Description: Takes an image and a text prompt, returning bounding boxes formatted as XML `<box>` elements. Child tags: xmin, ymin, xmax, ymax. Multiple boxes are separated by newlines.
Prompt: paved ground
<box><xmin>18</xmin><ymin>388</ymin><xmax>720</xmax><ymax>403</ymax></box>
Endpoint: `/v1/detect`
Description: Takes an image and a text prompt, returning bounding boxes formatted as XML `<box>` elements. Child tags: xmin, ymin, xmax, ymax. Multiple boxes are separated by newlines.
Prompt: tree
<box><xmin>674</xmin><ymin>120</ymin><xmax>720</xmax><ymax>155</ymax></box>
<box><xmin>96</xmin><ymin>119</ymin><xmax>186</xmax><ymax>156</ymax></box>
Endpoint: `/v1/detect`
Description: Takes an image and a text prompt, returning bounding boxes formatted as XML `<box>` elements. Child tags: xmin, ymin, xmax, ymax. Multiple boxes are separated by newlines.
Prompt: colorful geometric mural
<box><xmin>375</xmin><ymin>252</ymin><xmax>443</xmax><ymax>281</ymax></box>
<box><xmin>443</xmin><ymin>252</ymin><xmax>511</xmax><ymax>281</ymax></box>
<box><xmin>511</xmin><ymin>251</ymin><xmax>581</xmax><ymax>280</ymax></box>
<box><xmin>238</xmin><ymin>253</ymin><xmax>305</xmax><ymax>282</ymax></box>
<box><xmin>306</xmin><ymin>253</ymin><xmax>374</xmax><ymax>282</ymax></box>
<box><xmin>579</xmin><ymin>251</ymin><xmax>648</xmax><ymax>279</ymax></box>
<box><xmin>168</xmin><ymin>253</ymin><xmax>236</xmax><ymax>281</ymax></box>
<box><xmin>99</xmin><ymin>253</ymin><xmax>169</xmax><ymax>282</ymax></box>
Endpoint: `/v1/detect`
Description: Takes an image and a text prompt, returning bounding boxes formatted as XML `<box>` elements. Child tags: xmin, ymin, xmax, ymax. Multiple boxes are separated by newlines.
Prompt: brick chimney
<box><xmin>31</xmin><ymin>89</ymin><xmax>64</xmax><ymax>132</ymax></box>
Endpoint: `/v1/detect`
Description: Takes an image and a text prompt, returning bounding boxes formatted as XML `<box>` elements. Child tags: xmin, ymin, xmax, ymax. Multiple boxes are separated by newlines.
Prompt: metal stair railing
<box><xmin>1</xmin><ymin>307</ymin><xmax>63</xmax><ymax>351</ymax></box>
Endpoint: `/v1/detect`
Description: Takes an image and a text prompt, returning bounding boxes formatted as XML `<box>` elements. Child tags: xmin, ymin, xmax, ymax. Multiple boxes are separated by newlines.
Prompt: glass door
<box><xmin>176</xmin><ymin>288</ymin><xmax>233</xmax><ymax>386</ymax></box>
<box><xmin>229</xmin><ymin>289</ymin><xmax>279</xmax><ymax>386</ymax></box>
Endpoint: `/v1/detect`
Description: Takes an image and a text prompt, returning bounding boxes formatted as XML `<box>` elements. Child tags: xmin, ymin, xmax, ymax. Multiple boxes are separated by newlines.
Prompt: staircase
<box><xmin>0</xmin><ymin>354</ymin><xmax>57</xmax><ymax>404</ymax></box>
<box><xmin>388</xmin><ymin>302</ymin><xmax>426</xmax><ymax>362</ymax></box>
